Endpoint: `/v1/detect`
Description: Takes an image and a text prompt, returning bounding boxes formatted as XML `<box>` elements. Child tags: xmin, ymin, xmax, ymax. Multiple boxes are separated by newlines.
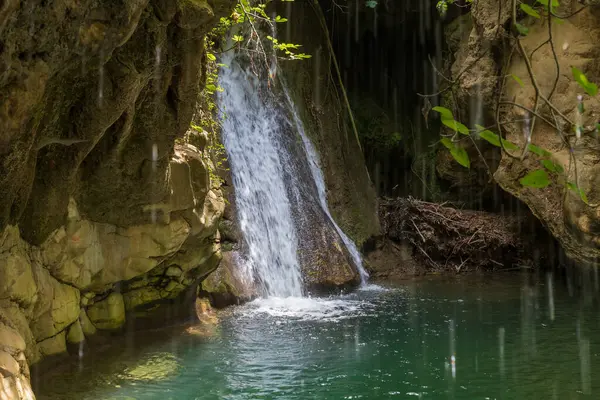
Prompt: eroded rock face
<box><xmin>494</xmin><ymin>3</ymin><xmax>600</xmax><ymax>265</ymax></box>
<box><xmin>0</xmin><ymin>0</ymin><xmax>233</xmax><ymax>244</ymax></box>
<box><xmin>1</xmin><ymin>0</ymin><xmax>233</xmax><ymax>395</ymax></box>
<box><xmin>443</xmin><ymin>1</ymin><xmax>600</xmax><ymax>265</ymax></box>
<box><xmin>0</xmin><ymin>143</ymin><xmax>227</xmax><ymax>398</ymax></box>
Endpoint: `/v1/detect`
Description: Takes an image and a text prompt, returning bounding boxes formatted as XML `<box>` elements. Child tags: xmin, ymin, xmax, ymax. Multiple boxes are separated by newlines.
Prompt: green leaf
<box><xmin>502</xmin><ymin>139</ymin><xmax>520</xmax><ymax>151</ymax></box>
<box><xmin>206</xmin><ymin>84</ymin><xmax>217</xmax><ymax>92</ymax></box>
<box><xmin>515</xmin><ymin>23</ymin><xmax>529</xmax><ymax>36</ymax></box>
<box><xmin>536</xmin><ymin>0</ymin><xmax>559</xmax><ymax>9</ymax></box>
<box><xmin>207</xmin><ymin>53</ymin><xmax>216</xmax><ymax>61</ymax></box>
<box><xmin>366</xmin><ymin>0</ymin><xmax>378</xmax><ymax>8</ymax></box>
<box><xmin>440</xmin><ymin>138</ymin><xmax>470</xmax><ymax>168</ymax></box>
<box><xmin>578</xmin><ymin>101</ymin><xmax>585</xmax><ymax>114</ymax></box>
<box><xmin>541</xmin><ymin>159</ymin><xmax>564</xmax><ymax>174</ymax></box>
<box><xmin>511</xmin><ymin>74</ymin><xmax>525</xmax><ymax>88</ymax></box>
<box><xmin>432</xmin><ymin>106</ymin><xmax>454</xmax><ymax>120</ymax></box>
<box><xmin>527</xmin><ymin>144</ymin><xmax>552</xmax><ymax>157</ymax></box>
<box><xmin>450</xmin><ymin>146</ymin><xmax>470</xmax><ymax>168</ymax></box>
<box><xmin>274</xmin><ymin>15</ymin><xmax>288</xmax><ymax>22</ymax></box>
<box><xmin>520</xmin><ymin>4</ymin><xmax>541</xmax><ymax>18</ymax></box>
<box><xmin>440</xmin><ymin>137</ymin><xmax>454</xmax><ymax>150</ymax></box>
<box><xmin>520</xmin><ymin>169</ymin><xmax>550</xmax><ymax>188</ymax></box>
<box><xmin>572</xmin><ymin>67</ymin><xmax>598</xmax><ymax>96</ymax></box>
<box><xmin>442</xmin><ymin>119</ymin><xmax>470</xmax><ymax>135</ymax></box>
<box><xmin>567</xmin><ymin>182</ymin><xmax>589</xmax><ymax>204</ymax></box>
<box><xmin>478</xmin><ymin>129</ymin><xmax>501</xmax><ymax>147</ymax></box>
<box><xmin>233</xmin><ymin>34</ymin><xmax>244</xmax><ymax>42</ymax></box>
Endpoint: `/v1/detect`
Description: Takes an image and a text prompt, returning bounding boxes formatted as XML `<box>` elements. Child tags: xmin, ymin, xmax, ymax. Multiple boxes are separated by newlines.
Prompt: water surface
<box><xmin>36</xmin><ymin>276</ymin><xmax>600</xmax><ymax>399</ymax></box>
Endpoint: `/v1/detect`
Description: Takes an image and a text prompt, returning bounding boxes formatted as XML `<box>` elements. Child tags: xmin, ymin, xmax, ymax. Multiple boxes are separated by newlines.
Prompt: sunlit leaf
<box><xmin>233</xmin><ymin>35</ymin><xmax>244</xmax><ymax>42</ymax></box>
<box><xmin>572</xmin><ymin>67</ymin><xmax>598</xmax><ymax>97</ymax></box>
<box><xmin>274</xmin><ymin>15</ymin><xmax>288</xmax><ymax>22</ymax></box>
<box><xmin>527</xmin><ymin>144</ymin><xmax>552</xmax><ymax>157</ymax></box>
<box><xmin>432</xmin><ymin>106</ymin><xmax>453</xmax><ymax>120</ymax></box>
<box><xmin>567</xmin><ymin>182</ymin><xmax>589</xmax><ymax>204</ymax></box>
<box><xmin>520</xmin><ymin>4</ymin><xmax>541</xmax><ymax>18</ymax></box>
<box><xmin>207</xmin><ymin>53</ymin><xmax>216</xmax><ymax>61</ymax></box>
<box><xmin>440</xmin><ymin>138</ymin><xmax>470</xmax><ymax>168</ymax></box>
<box><xmin>478</xmin><ymin>129</ymin><xmax>501</xmax><ymax>147</ymax></box>
<box><xmin>440</xmin><ymin>137</ymin><xmax>454</xmax><ymax>150</ymax></box>
<box><xmin>449</xmin><ymin>146</ymin><xmax>470</xmax><ymax>168</ymax></box>
<box><xmin>541</xmin><ymin>159</ymin><xmax>564</xmax><ymax>174</ymax></box>
<box><xmin>536</xmin><ymin>0</ymin><xmax>559</xmax><ymax>9</ymax></box>
<box><xmin>442</xmin><ymin>119</ymin><xmax>470</xmax><ymax>135</ymax></box>
<box><xmin>515</xmin><ymin>23</ymin><xmax>529</xmax><ymax>36</ymax></box>
<box><xmin>520</xmin><ymin>169</ymin><xmax>550</xmax><ymax>188</ymax></box>
<box><xmin>511</xmin><ymin>74</ymin><xmax>525</xmax><ymax>88</ymax></box>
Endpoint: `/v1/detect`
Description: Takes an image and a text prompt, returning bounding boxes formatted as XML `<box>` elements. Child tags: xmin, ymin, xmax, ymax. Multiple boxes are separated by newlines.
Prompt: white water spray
<box><xmin>218</xmin><ymin>48</ymin><xmax>368</xmax><ymax>296</ymax></box>
<box><xmin>218</xmin><ymin>52</ymin><xmax>303</xmax><ymax>298</ymax></box>
<box><xmin>283</xmin><ymin>87</ymin><xmax>370</xmax><ymax>284</ymax></box>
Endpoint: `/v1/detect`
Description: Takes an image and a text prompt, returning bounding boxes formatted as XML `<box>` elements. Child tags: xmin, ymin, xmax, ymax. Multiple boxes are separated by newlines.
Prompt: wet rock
<box><xmin>87</xmin><ymin>293</ymin><xmax>126</xmax><ymax>331</ymax></box>
<box><xmin>66</xmin><ymin>321</ymin><xmax>85</xmax><ymax>345</ymax></box>
<box><xmin>0</xmin><ymin>351</ymin><xmax>20</xmax><ymax>377</ymax></box>
<box><xmin>37</xmin><ymin>332</ymin><xmax>67</xmax><ymax>357</ymax></box>
<box><xmin>78</xmin><ymin>310</ymin><xmax>97</xmax><ymax>337</ymax></box>
<box><xmin>201</xmin><ymin>251</ymin><xmax>256</xmax><ymax>307</ymax></box>
<box><xmin>0</xmin><ymin>227</ymin><xmax>38</xmax><ymax>307</ymax></box>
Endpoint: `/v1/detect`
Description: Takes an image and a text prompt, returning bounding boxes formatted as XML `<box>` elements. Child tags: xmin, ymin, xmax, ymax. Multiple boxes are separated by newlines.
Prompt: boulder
<box><xmin>86</xmin><ymin>293</ymin><xmax>126</xmax><ymax>331</ymax></box>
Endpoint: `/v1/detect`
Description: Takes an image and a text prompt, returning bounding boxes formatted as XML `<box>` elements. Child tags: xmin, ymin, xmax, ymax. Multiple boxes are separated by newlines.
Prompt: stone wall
<box><xmin>0</xmin><ymin>0</ymin><xmax>234</xmax><ymax>397</ymax></box>
<box><xmin>442</xmin><ymin>0</ymin><xmax>600</xmax><ymax>265</ymax></box>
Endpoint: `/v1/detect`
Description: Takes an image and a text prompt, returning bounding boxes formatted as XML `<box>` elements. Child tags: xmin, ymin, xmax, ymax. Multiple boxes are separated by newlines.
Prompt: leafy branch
<box><xmin>428</xmin><ymin>0</ymin><xmax>596</xmax><ymax>206</ymax></box>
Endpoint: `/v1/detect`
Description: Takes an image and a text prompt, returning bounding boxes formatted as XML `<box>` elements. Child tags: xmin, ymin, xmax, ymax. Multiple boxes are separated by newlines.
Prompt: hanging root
<box><xmin>380</xmin><ymin>197</ymin><xmax>530</xmax><ymax>272</ymax></box>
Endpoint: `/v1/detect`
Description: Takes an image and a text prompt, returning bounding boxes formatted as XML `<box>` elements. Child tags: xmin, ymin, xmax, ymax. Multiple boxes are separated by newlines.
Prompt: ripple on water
<box><xmin>240</xmin><ymin>296</ymin><xmax>375</xmax><ymax>322</ymax></box>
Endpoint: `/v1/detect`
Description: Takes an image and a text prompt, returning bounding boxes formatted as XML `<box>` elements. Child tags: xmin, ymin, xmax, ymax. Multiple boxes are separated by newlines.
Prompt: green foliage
<box><xmin>567</xmin><ymin>182</ymin><xmax>589</xmax><ymax>204</ymax></box>
<box><xmin>520</xmin><ymin>169</ymin><xmax>550</xmax><ymax>188</ymax></box>
<box><xmin>436</xmin><ymin>0</ymin><xmax>473</xmax><ymax>16</ymax></box>
<box><xmin>535</xmin><ymin>0</ymin><xmax>559</xmax><ymax>9</ymax></box>
<box><xmin>541</xmin><ymin>159</ymin><xmax>564</xmax><ymax>174</ymax></box>
<box><xmin>441</xmin><ymin>137</ymin><xmax>470</xmax><ymax>168</ymax></box>
<box><xmin>572</xmin><ymin>67</ymin><xmax>598</xmax><ymax>96</ymax></box>
<box><xmin>511</xmin><ymin>74</ymin><xmax>525</xmax><ymax>88</ymax></box>
<box><xmin>520</xmin><ymin>4</ymin><xmax>541</xmax><ymax>19</ymax></box>
<box><xmin>211</xmin><ymin>0</ymin><xmax>311</xmax><ymax>62</ymax></box>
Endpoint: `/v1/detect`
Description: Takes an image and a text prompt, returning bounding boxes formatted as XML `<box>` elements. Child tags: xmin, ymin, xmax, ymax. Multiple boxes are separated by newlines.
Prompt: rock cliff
<box><xmin>0</xmin><ymin>0</ymin><xmax>234</xmax><ymax>397</ymax></box>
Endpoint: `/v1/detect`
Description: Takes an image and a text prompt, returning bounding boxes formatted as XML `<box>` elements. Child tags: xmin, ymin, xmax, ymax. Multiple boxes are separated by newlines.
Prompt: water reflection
<box><xmin>37</xmin><ymin>275</ymin><xmax>600</xmax><ymax>399</ymax></box>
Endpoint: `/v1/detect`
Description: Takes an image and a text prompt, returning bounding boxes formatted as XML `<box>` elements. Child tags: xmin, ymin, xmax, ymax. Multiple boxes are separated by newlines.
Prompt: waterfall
<box><xmin>282</xmin><ymin>88</ymin><xmax>370</xmax><ymax>284</ymax></box>
<box><xmin>219</xmin><ymin>53</ymin><xmax>303</xmax><ymax>298</ymax></box>
<box><xmin>219</xmin><ymin>50</ymin><xmax>367</xmax><ymax>297</ymax></box>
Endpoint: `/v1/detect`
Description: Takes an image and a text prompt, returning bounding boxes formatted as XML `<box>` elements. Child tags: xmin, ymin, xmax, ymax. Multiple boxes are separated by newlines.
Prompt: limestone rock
<box><xmin>494</xmin><ymin>5</ymin><xmax>600</xmax><ymax>265</ymax></box>
<box><xmin>0</xmin><ymin>325</ymin><xmax>25</xmax><ymax>354</ymax></box>
<box><xmin>0</xmin><ymin>374</ymin><xmax>35</xmax><ymax>400</ymax></box>
<box><xmin>201</xmin><ymin>251</ymin><xmax>256</xmax><ymax>307</ymax></box>
<box><xmin>87</xmin><ymin>293</ymin><xmax>126</xmax><ymax>331</ymax></box>
<box><xmin>0</xmin><ymin>227</ymin><xmax>38</xmax><ymax>307</ymax></box>
<box><xmin>30</xmin><ymin>266</ymin><xmax>80</xmax><ymax>341</ymax></box>
<box><xmin>37</xmin><ymin>332</ymin><xmax>67</xmax><ymax>357</ymax></box>
<box><xmin>78</xmin><ymin>310</ymin><xmax>97</xmax><ymax>337</ymax></box>
<box><xmin>0</xmin><ymin>351</ymin><xmax>20</xmax><ymax>377</ymax></box>
<box><xmin>66</xmin><ymin>321</ymin><xmax>85</xmax><ymax>345</ymax></box>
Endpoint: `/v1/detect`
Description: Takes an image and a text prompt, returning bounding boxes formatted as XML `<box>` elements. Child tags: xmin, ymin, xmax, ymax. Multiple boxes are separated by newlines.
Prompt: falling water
<box><xmin>219</xmin><ymin>44</ymin><xmax>368</xmax><ymax>296</ymax></box>
<box><xmin>218</xmin><ymin>53</ymin><xmax>303</xmax><ymax>298</ymax></box>
<box><xmin>283</xmin><ymin>87</ymin><xmax>370</xmax><ymax>284</ymax></box>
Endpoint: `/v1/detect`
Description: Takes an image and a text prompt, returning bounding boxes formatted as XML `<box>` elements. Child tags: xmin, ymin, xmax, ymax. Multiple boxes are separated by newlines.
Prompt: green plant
<box><xmin>436</xmin><ymin>0</ymin><xmax>473</xmax><ymax>16</ymax></box>
<box><xmin>209</xmin><ymin>0</ymin><xmax>311</xmax><ymax>65</ymax></box>
<box><xmin>425</xmin><ymin>0</ymin><xmax>597</xmax><ymax>207</ymax></box>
